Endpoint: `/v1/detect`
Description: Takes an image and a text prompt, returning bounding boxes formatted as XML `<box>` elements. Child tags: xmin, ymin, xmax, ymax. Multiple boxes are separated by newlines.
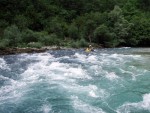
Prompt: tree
<box><xmin>13</xmin><ymin>15</ymin><xmax>29</xmax><ymax>30</ymax></box>
<box><xmin>3</xmin><ymin>25</ymin><xmax>22</xmax><ymax>47</ymax></box>
<box><xmin>68</xmin><ymin>24</ymin><xmax>79</xmax><ymax>40</ymax></box>
<box><xmin>84</xmin><ymin>20</ymin><xmax>96</xmax><ymax>43</ymax></box>
<box><xmin>108</xmin><ymin>5</ymin><xmax>133</xmax><ymax>46</ymax></box>
<box><xmin>137</xmin><ymin>0</ymin><xmax>150</xmax><ymax>11</ymax></box>
<box><xmin>94</xmin><ymin>24</ymin><xmax>109</xmax><ymax>44</ymax></box>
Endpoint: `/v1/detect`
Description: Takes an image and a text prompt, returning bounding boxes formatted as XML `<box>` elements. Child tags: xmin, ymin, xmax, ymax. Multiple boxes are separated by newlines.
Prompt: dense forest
<box><xmin>0</xmin><ymin>0</ymin><xmax>150</xmax><ymax>48</ymax></box>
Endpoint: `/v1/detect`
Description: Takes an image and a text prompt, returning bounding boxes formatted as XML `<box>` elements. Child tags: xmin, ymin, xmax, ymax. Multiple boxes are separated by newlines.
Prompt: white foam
<box><xmin>48</xmin><ymin>61</ymin><xmax>91</xmax><ymax>80</ymax></box>
<box><xmin>49</xmin><ymin>62</ymin><xmax>64</xmax><ymax>69</ymax></box>
<box><xmin>88</xmin><ymin>84</ymin><xmax>98</xmax><ymax>98</ymax></box>
<box><xmin>40</xmin><ymin>104</ymin><xmax>52</xmax><ymax>113</ymax></box>
<box><xmin>141</xmin><ymin>93</ymin><xmax>150</xmax><ymax>110</ymax></box>
<box><xmin>116</xmin><ymin>93</ymin><xmax>150</xmax><ymax>113</ymax></box>
<box><xmin>108</xmin><ymin>53</ymin><xmax>141</xmax><ymax>62</ymax></box>
<box><xmin>71</xmin><ymin>95</ymin><xmax>106</xmax><ymax>113</ymax></box>
<box><xmin>64</xmin><ymin>67</ymin><xmax>91</xmax><ymax>79</ymax></box>
<box><xmin>62</xmin><ymin>83</ymin><xmax>108</xmax><ymax>99</ymax></box>
<box><xmin>119</xmin><ymin>47</ymin><xmax>131</xmax><ymax>49</ymax></box>
<box><xmin>105</xmin><ymin>72</ymin><xmax>119</xmax><ymax>80</ymax></box>
<box><xmin>89</xmin><ymin>90</ymin><xmax>98</xmax><ymax>98</ymax></box>
<box><xmin>0</xmin><ymin>75</ymin><xmax>10</xmax><ymax>81</ymax></box>
<box><xmin>0</xmin><ymin>58</ymin><xmax>10</xmax><ymax>70</ymax></box>
<box><xmin>0</xmin><ymin>79</ymin><xmax>26</xmax><ymax>104</ymax></box>
<box><xmin>120</xmin><ymin>68</ymin><xmax>133</xmax><ymax>75</ymax></box>
<box><xmin>74</xmin><ymin>53</ymin><xmax>87</xmax><ymax>62</ymax></box>
<box><xmin>19</xmin><ymin>52</ymin><xmax>53</xmax><ymax>63</ymax></box>
<box><xmin>0</xmin><ymin>53</ymin><xmax>54</xmax><ymax>104</ymax></box>
<box><xmin>20</xmin><ymin>53</ymin><xmax>91</xmax><ymax>86</ymax></box>
<box><xmin>89</xmin><ymin>65</ymin><xmax>102</xmax><ymax>75</ymax></box>
<box><xmin>20</xmin><ymin>54</ymin><xmax>55</xmax><ymax>82</ymax></box>
<box><xmin>87</xmin><ymin>55</ymin><xmax>97</xmax><ymax>63</ymax></box>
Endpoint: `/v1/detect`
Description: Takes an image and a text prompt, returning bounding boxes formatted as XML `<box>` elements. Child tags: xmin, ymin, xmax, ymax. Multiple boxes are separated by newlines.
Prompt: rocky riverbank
<box><xmin>0</xmin><ymin>46</ymin><xmax>62</xmax><ymax>55</ymax></box>
<box><xmin>0</xmin><ymin>44</ymin><xmax>103</xmax><ymax>55</ymax></box>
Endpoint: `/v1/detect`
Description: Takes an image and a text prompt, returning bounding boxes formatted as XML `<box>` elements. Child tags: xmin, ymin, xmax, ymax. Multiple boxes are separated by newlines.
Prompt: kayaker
<box><xmin>85</xmin><ymin>45</ymin><xmax>94</xmax><ymax>52</ymax></box>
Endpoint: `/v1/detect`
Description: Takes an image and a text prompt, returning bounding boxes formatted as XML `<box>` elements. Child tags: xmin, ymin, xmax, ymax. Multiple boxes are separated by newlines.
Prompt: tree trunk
<box><xmin>88</xmin><ymin>34</ymin><xmax>91</xmax><ymax>43</ymax></box>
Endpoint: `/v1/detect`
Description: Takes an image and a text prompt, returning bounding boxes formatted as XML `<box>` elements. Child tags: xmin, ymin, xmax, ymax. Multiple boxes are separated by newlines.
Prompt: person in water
<box><xmin>85</xmin><ymin>45</ymin><xmax>94</xmax><ymax>52</ymax></box>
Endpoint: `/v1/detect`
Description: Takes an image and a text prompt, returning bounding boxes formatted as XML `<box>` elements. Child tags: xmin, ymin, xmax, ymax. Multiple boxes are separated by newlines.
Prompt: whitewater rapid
<box><xmin>0</xmin><ymin>48</ymin><xmax>150</xmax><ymax>113</ymax></box>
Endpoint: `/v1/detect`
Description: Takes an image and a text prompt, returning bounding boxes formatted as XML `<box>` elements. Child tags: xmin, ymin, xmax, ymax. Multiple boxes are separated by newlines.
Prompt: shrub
<box><xmin>70</xmin><ymin>38</ymin><xmax>88</xmax><ymax>48</ymax></box>
<box><xmin>68</xmin><ymin>24</ymin><xmax>79</xmax><ymax>40</ymax></box>
<box><xmin>3</xmin><ymin>25</ymin><xmax>22</xmax><ymax>47</ymax></box>
<box><xmin>77</xmin><ymin>38</ymin><xmax>88</xmax><ymax>47</ymax></box>
<box><xmin>0</xmin><ymin>39</ymin><xmax>9</xmax><ymax>49</ymax></box>
<box><xmin>27</xmin><ymin>42</ymin><xmax>43</xmax><ymax>48</ymax></box>
<box><xmin>14</xmin><ymin>15</ymin><xmax>29</xmax><ymax>30</ymax></box>
<box><xmin>94</xmin><ymin>24</ymin><xmax>109</xmax><ymax>44</ymax></box>
<box><xmin>22</xmin><ymin>29</ymin><xmax>38</xmax><ymax>43</ymax></box>
<box><xmin>38</xmin><ymin>34</ymin><xmax>60</xmax><ymax>46</ymax></box>
<box><xmin>70</xmin><ymin>41</ymin><xmax>78</xmax><ymax>48</ymax></box>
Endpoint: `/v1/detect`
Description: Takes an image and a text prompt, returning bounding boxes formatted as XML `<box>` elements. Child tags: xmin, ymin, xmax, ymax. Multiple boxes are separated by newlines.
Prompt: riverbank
<box><xmin>0</xmin><ymin>43</ymin><xmax>103</xmax><ymax>55</ymax></box>
<box><xmin>0</xmin><ymin>46</ymin><xmax>64</xmax><ymax>55</ymax></box>
<box><xmin>1</xmin><ymin>46</ymin><xmax>149</xmax><ymax>56</ymax></box>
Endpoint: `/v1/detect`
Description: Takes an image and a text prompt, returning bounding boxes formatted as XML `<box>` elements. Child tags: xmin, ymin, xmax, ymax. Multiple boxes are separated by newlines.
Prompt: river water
<box><xmin>0</xmin><ymin>48</ymin><xmax>150</xmax><ymax>113</ymax></box>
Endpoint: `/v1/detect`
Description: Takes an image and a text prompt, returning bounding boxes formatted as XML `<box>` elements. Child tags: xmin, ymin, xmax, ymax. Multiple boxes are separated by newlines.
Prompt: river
<box><xmin>0</xmin><ymin>48</ymin><xmax>150</xmax><ymax>113</ymax></box>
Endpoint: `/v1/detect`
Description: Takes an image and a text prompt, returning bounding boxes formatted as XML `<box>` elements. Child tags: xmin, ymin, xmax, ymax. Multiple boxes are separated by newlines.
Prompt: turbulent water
<box><xmin>0</xmin><ymin>48</ymin><xmax>150</xmax><ymax>113</ymax></box>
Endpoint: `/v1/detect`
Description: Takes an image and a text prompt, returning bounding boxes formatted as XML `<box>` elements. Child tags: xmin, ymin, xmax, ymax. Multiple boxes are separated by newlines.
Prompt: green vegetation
<box><xmin>0</xmin><ymin>0</ymin><xmax>149</xmax><ymax>48</ymax></box>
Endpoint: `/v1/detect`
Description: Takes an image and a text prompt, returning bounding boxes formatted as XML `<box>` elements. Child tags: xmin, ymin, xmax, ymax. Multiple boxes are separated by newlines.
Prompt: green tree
<box><xmin>68</xmin><ymin>24</ymin><xmax>79</xmax><ymax>40</ymax></box>
<box><xmin>21</xmin><ymin>29</ymin><xmax>38</xmax><ymax>43</ymax></box>
<box><xmin>108</xmin><ymin>5</ymin><xmax>133</xmax><ymax>46</ymax></box>
<box><xmin>94</xmin><ymin>25</ymin><xmax>109</xmax><ymax>44</ymax></box>
<box><xmin>39</xmin><ymin>33</ymin><xmax>60</xmax><ymax>46</ymax></box>
<box><xmin>137</xmin><ymin>0</ymin><xmax>150</xmax><ymax>11</ymax></box>
<box><xmin>45</xmin><ymin>17</ymin><xmax>67</xmax><ymax>39</ymax></box>
<box><xmin>84</xmin><ymin>20</ymin><xmax>96</xmax><ymax>43</ymax></box>
<box><xmin>3</xmin><ymin>25</ymin><xmax>22</xmax><ymax>47</ymax></box>
<box><xmin>14</xmin><ymin>15</ymin><xmax>30</xmax><ymax>30</ymax></box>
<box><xmin>129</xmin><ymin>14</ymin><xmax>150</xmax><ymax>46</ymax></box>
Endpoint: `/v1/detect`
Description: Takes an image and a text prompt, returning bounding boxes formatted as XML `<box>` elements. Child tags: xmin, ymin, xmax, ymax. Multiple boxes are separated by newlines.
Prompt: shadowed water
<box><xmin>0</xmin><ymin>48</ymin><xmax>150</xmax><ymax>113</ymax></box>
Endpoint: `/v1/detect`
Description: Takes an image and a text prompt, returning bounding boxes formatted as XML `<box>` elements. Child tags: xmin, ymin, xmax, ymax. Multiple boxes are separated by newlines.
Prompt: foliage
<box><xmin>27</xmin><ymin>42</ymin><xmax>43</xmax><ymax>48</ymax></box>
<box><xmin>0</xmin><ymin>39</ymin><xmax>9</xmax><ymax>49</ymax></box>
<box><xmin>0</xmin><ymin>0</ymin><xmax>149</xmax><ymax>48</ymax></box>
<box><xmin>108</xmin><ymin>5</ymin><xmax>134</xmax><ymax>46</ymax></box>
<box><xmin>14</xmin><ymin>15</ymin><xmax>30</xmax><ymax>30</ymax></box>
<box><xmin>39</xmin><ymin>34</ymin><xmax>60</xmax><ymax>46</ymax></box>
<box><xmin>70</xmin><ymin>38</ymin><xmax>88</xmax><ymax>48</ymax></box>
<box><xmin>94</xmin><ymin>24</ymin><xmax>109</xmax><ymax>44</ymax></box>
<box><xmin>21</xmin><ymin>29</ymin><xmax>39</xmax><ymax>43</ymax></box>
<box><xmin>78</xmin><ymin>38</ymin><xmax>88</xmax><ymax>47</ymax></box>
<box><xmin>3</xmin><ymin>25</ymin><xmax>22</xmax><ymax>47</ymax></box>
<box><xmin>68</xmin><ymin>24</ymin><xmax>79</xmax><ymax>40</ymax></box>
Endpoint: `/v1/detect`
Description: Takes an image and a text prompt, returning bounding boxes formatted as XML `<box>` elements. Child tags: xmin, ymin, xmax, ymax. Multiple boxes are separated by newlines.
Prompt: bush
<box><xmin>77</xmin><ymin>38</ymin><xmax>88</xmax><ymax>47</ymax></box>
<box><xmin>17</xmin><ymin>43</ymin><xmax>28</xmax><ymax>48</ymax></box>
<box><xmin>3</xmin><ymin>25</ymin><xmax>22</xmax><ymax>47</ymax></box>
<box><xmin>45</xmin><ymin>17</ymin><xmax>67</xmax><ymax>39</ymax></box>
<box><xmin>68</xmin><ymin>24</ymin><xmax>79</xmax><ymax>40</ymax></box>
<box><xmin>0</xmin><ymin>39</ymin><xmax>9</xmax><ymax>49</ymax></box>
<box><xmin>0</xmin><ymin>19</ymin><xmax>9</xmax><ymax>28</ymax></box>
<box><xmin>70</xmin><ymin>41</ymin><xmax>78</xmax><ymax>48</ymax></box>
<box><xmin>69</xmin><ymin>38</ymin><xmax>88</xmax><ymax>48</ymax></box>
<box><xmin>27</xmin><ymin>42</ymin><xmax>43</xmax><ymax>48</ymax></box>
<box><xmin>14</xmin><ymin>15</ymin><xmax>29</xmax><ymax>30</ymax></box>
<box><xmin>94</xmin><ymin>24</ymin><xmax>109</xmax><ymax>44</ymax></box>
<box><xmin>22</xmin><ymin>29</ymin><xmax>38</xmax><ymax>43</ymax></box>
<box><xmin>38</xmin><ymin>34</ymin><xmax>60</xmax><ymax>46</ymax></box>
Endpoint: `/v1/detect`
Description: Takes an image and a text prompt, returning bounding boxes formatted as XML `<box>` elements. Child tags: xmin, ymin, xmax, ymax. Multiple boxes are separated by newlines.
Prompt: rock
<box><xmin>0</xmin><ymin>47</ymin><xmax>47</xmax><ymax>55</ymax></box>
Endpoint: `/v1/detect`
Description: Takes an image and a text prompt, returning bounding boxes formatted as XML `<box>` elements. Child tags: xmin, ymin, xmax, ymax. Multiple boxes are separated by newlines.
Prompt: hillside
<box><xmin>0</xmin><ymin>0</ymin><xmax>149</xmax><ymax>48</ymax></box>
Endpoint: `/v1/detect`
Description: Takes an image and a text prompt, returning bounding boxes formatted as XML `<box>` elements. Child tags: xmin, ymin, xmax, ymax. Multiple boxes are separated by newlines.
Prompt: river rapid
<box><xmin>0</xmin><ymin>48</ymin><xmax>150</xmax><ymax>113</ymax></box>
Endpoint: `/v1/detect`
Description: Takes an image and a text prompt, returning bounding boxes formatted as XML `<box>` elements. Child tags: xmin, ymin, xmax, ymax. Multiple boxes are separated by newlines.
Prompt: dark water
<box><xmin>0</xmin><ymin>48</ymin><xmax>150</xmax><ymax>113</ymax></box>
